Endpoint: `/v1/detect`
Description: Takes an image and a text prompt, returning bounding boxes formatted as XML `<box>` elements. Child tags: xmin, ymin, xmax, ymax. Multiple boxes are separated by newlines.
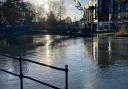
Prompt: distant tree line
<box><xmin>0</xmin><ymin>0</ymin><xmax>72</xmax><ymax>28</ymax></box>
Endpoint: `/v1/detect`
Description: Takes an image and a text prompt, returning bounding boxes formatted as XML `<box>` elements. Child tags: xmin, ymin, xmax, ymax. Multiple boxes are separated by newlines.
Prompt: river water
<box><xmin>0</xmin><ymin>34</ymin><xmax>128</xmax><ymax>89</ymax></box>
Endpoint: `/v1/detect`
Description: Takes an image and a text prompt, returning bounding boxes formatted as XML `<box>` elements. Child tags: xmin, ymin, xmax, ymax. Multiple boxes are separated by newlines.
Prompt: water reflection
<box><xmin>86</xmin><ymin>35</ymin><xmax>128</xmax><ymax>66</ymax></box>
<box><xmin>0</xmin><ymin>35</ymin><xmax>72</xmax><ymax>89</ymax></box>
<box><xmin>45</xmin><ymin>35</ymin><xmax>53</xmax><ymax>64</ymax></box>
<box><xmin>0</xmin><ymin>35</ymin><xmax>128</xmax><ymax>89</ymax></box>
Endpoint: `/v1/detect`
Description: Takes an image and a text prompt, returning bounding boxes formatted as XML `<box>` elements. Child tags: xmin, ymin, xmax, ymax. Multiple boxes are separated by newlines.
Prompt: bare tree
<box><xmin>48</xmin><ymin>0</ymin><xmax>66</xmax><ymax>21</ymax></box>
<box><xmin>33</xmin><ymin>6</ymin><xmax>45</xmax><ymax>22</ymax></box>
<box><xmin>57</xmin><ymin>0</ymin><xmax>66</xmax><ymax>21</ymax></box>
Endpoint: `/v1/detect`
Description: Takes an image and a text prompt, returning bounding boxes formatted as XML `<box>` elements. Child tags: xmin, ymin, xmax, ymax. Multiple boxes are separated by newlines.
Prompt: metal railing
<box><xmin>0</xmin><ymin>53</ymin><xmax>68</xmax><ymax>89</ymax></box>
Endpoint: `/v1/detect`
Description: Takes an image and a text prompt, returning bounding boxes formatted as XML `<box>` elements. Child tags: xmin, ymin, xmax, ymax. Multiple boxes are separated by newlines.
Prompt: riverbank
<box><xmin>116</xmin><ymin>32</ymin><xmax>128</xmax><ymax>37</ymax></box>
<box><xmin>103</xmin><ymin>32</ymin><xmax>128</xmax><ymax>37</ymax></box>
<box><xmin>0</xmin><ymin>27</ymin><xmax>94</xmax><ymax>38</ymax></box>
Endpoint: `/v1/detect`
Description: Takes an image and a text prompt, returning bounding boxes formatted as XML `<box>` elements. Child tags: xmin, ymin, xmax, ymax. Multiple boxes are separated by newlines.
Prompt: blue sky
<box><xmin>65</xmin><ymin>0</ymin><xmax>89</xmax><ymax>21</ymax></box>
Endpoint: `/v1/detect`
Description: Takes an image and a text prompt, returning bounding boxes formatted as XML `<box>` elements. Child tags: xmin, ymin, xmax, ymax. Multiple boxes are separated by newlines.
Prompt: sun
<box><xmin>45</xmin><ymin>4</ymin><xmax>49</xmax><ymax>12</ymax></box>
<box><xmin>36</xmin><ymin>0</ymin><xmax>49</xmax><ymax>12</ymax></box>
<box><xmin>25</xmin><ymin>0</ymin><xmax>49</xmax><ymax>12</ymax></box>
<box><xmin>44</xmin><ymin>0</ymin><xmax>49</xmax><ymax>13</ymax></box>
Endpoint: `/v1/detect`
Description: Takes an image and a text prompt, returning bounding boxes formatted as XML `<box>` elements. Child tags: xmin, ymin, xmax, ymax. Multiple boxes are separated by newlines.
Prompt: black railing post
<box><xmin>65</xmin><ymin>65</ymin><xmax>68</xmax><ymax>89</ymax></box>
<box><xmin>19</xmin><ymin>56</ymin><xmax>23</xmax><ymax>89</ymax></box>
<box><xmin>0</xmin><ymin>54</ymin><xmax>69</xmax><ymax>89</ymax></box>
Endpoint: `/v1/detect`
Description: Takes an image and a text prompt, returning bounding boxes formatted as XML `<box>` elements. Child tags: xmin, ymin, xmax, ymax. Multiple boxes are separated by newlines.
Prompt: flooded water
<box><xmin>0</xmin><ymin>34</ymin><xmax>128</xmax><ymax>89</ymax></box>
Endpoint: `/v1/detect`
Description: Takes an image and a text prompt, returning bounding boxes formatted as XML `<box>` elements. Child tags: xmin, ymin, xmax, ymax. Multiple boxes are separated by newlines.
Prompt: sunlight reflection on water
<box><xmin>0</xmin><ymin>35</ymin><xmax>128</xmax><ymax>89</ymax></box>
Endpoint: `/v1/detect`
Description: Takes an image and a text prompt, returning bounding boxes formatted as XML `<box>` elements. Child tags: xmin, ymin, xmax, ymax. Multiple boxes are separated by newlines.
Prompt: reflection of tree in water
<box><xmin>0</xmin><ymin>36</ymin><xmax>38</xmax><ymax>56</ymax></box>
<box><xmin>50</xmin><ymin>36</ymin><xmax>71</xmax><ymax>48</ymax></box>
<box><xmin>0</xmin><ymin>35</ymin><xmax>72</xmax><ymax>56</ymax></box>
<box><xmin>0</xmin><ymin>35</ymin><xmax>73</xmax><ymax>80</ymax></box>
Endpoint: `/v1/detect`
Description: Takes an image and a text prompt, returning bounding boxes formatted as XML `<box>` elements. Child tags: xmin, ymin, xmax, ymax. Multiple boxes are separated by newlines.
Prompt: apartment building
<box><xmin>84</xmin><ymin>0</ymin><xmax>97</xmax><ymax>31</ymax></box>
<box><xmin>98</xmin><ymin>0</ymin><xmax>128</xmax><ymax>31</ymax></box>
<box><xmin>83</xmin><ymin>0</ymin><xmax>128</xmax><ymax>32</ymax></box>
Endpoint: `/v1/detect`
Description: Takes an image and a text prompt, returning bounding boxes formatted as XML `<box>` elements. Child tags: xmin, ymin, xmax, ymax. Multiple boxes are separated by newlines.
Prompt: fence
<box><xmin>0</xmin><ymin>53</ymin><xmax>68</xmax><ymax>89</ymax></box>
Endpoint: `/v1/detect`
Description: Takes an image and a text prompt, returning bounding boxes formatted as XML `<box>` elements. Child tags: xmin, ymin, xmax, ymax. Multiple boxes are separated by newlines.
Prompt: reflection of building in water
<box><xmin>87</xmin><ymin>36</ymin><xmax>128</xmax><ymax>66</ymax></box>
<box><xmin>86</xmin><ymin>36</ymin><xmax>113</xmax><ymax>65</ymax></box>
<box><xmin>97</xmin><ymin>37</ymin><xmax>112</xmax><ymax>65</ymax></box>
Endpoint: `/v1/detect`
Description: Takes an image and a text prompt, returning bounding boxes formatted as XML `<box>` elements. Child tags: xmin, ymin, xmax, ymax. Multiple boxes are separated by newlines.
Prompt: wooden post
<box><xmin>65</xmin><ymin>65</ymin><xmax>68</xmax><ymax>89</ymax></box>
<box><xmin>19</xmin><ymin>56</ymin><xmax>23</xmax><ymax>89</ymax></box>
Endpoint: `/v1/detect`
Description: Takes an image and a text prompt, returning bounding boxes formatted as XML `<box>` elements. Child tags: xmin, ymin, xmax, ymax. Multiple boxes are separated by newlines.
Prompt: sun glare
<box><xmin>45</xmin><ymin>4</ymin><xmax>49</xmax><ymax>12</ymax></box>
<box><xmin>44</xmin><ymin>0</ymin><xmax>49</xmax><ymax>13</ymax></box>
<box><xmin>25</xmin><ymin>0</ymin><xmax>49</xmax><ymax>12</ymax></box>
